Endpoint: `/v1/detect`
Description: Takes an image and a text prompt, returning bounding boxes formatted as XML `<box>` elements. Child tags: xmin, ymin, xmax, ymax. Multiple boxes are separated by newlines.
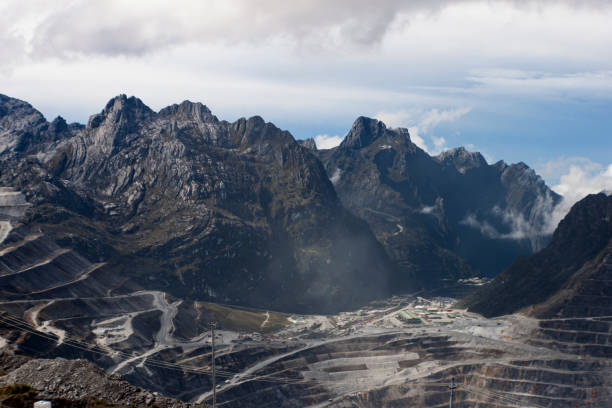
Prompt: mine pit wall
<box><xmin>337</xmin><ymin>359</ymin><xmax>612</xmax><ymax>408</ymax></box>
<box><xmin>0</xmin><ymin>189</ymin><xmax>30</xmax><ymax>250</ymax></box>
<box><xmin>0</xmin><ymin>189</ymin><xmax>30</xmax><ymax>219</ymax></box>
<box><xmin>530</xmin><ymin>317</ymin><xmax>612</xmax><ymax>359</ymax></box>
<box><xmin>527</xmin><ymin>245</ymin><xmax>612</xmax><ymax>359</ymax></box>
<box><xmin>237</xmin><ymin>328</ymin><xmax>612</xmax><ymax>408</ymax></box>
<box><xmin>122</xmin><ymin>361</ymin><xmax>213</xmax><ymax>402</ymax></box>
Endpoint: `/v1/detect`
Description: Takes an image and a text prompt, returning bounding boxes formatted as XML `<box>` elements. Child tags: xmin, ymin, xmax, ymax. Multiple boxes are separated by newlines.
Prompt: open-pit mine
<box><xmin>0</xmin><ymin>192</ymin><xmax>610</xmax><ymax>407</ymax></box>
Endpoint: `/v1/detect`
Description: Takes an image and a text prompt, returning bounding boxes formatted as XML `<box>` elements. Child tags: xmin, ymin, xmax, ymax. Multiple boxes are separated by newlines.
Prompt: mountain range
<box><xmin>0</xmin><ymin>94</ymin><xmax>560</xmax><ymax>312</ymax></box>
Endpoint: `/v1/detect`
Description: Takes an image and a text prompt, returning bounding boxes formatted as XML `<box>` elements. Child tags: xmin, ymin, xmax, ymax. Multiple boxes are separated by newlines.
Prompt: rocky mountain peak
<box><xmin>392</xmin><ymin>126</ymin><xmax>411</xmax><ymax>140</ymax></box>
<box><xmin>435</xmin><ymin>146</ymin><xmax>487</xmax><ymax>173</ymax></box>
<box><xmin>246</xmin><ymin>115</ymin><xmax>266</xmax><ymax>131</ymax></box>
<box><xmin>298</xmin><ymin>138</ymin><xmax>317</xmax><ymax>151</ymax></box>
<box><xmin>340</xmin><ymin>116</ymin><xmax>387</xmax><ymax>149</ymax></box>
<box><xmin>104</xmin><ymin>94</ymin><xmax>152</xmax><ymax>117</ymax></box>
<box><xmin>0</xmin><ymin>94</ymin><xmax>48</xmax><ymax>155</ymax></box>
<box><xmin>493</xmin><ymin>160</ymin><xmax>508</xmax><ymax>171</ymax></box>
<box><xmin>338</xmin><ymin>116</ymin><xmax>415</xmax><ymax>151</ymax></box>
<box><xmin>87</xmin><ymin>94</ymin><xmax>154</xmax><ymax>130</ymax></box>
<box><xmin>50</xmin><ymin>116</ymin><xmax>68</xmax><ymax>133</ymax></box>
<box><xmin>553</xmin><ymin>192</ymin><xmax>612</xmax><ymax>243</ymax></box>
<box><xmin>84</xmin><ymin>95</ymin><xmax>155</xmax><ymax>153</ymax></box>
<box><xmin>0</xmin><ymin>95</ymin><xmax>45</xmax><ymax>126</ymax></box>
<box><xmin>158</xmin><ymin>100</ymin><xmax>218</xmax><ymax>124</ymax></box>
<box><xmin>232</xmin><ymin>115</ymin><xmax>295</xmax><ymax>149</ymax></box>
<box><xmin>500</xmin><ymin>161</ymin><xmax>547</xmax><ymax>191</ymax></box>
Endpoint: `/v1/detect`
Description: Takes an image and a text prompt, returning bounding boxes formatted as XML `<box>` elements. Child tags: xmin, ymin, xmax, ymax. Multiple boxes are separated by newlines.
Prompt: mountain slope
<box><xmin>315</xmin><ymin>117</ymin><xmax>560</xmax><ymax>291</ymax></box>
<box><xmin>459</xmin><ymin>193</ymin><xmax>612</xmax><ymax>317</ymax></box>
<box><xmin>0</xmin><ymin>94</ymin><xmax>396</xmax><ymax>313</ymax></box>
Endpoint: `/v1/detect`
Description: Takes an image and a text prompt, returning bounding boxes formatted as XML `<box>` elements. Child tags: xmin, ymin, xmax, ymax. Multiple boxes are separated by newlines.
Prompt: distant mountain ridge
<box><xmin>314</xmin><ymin>117</ymin><xmax>560</xmax><ymax>290</ymax></box>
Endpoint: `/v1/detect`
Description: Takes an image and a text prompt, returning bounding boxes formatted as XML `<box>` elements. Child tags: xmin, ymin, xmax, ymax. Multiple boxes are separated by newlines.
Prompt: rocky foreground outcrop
<box><xmin>0</xmin><ymin>355</ymin><xmax>189</xmax><ymax>407</ymax></box>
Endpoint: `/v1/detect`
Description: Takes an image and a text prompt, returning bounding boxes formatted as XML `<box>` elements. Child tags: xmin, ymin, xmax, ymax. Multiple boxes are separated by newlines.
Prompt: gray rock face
<box><xmin>297</xmin><ymin>137</ymin><xmax>317</xmax><ymax>151</ymax></box>
<box><xmin>315</xmin><ymin>117</ymin><xmax>560</xmax><ymax>290</ymax></box>
<box><xmin>0</xmin><ymin>356</ymin><xmax>187</xmax><ymax>407</ymax></box>
<box><xmin>0</xmin><ymin>95</ymin><xmax>47</xmax><ymax>155</ymax></box>
<box><xmin>435</xmin><ymin>146</ymin><xmax>487</xmax><ymax>174</ymax></box>
<box><xmin>0</xmin><ymin>94</ymin><xmax>394</xmax><ymax>313</ymax></box>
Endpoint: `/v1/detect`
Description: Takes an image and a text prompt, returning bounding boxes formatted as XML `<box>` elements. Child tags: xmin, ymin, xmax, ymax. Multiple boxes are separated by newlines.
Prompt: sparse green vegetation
<box><xmin>201</xmin><ymin>302</ymin><xmax>289</xmax><ymax>332</ymax></box>
<box><xmin>91</xmin><ymin>398</ymin><xmax>114</xmax><ymax>407</ymax></box>
<box><xmin>0</xmin><ymin>383</ymin><xmax>38</xmax><ymax>398</ymax></box>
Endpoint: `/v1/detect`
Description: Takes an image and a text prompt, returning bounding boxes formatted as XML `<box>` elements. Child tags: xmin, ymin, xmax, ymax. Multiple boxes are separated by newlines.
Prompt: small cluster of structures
<box><xmin>269</xmin><ymin>295</ymin><xmax>471</xmax><ymax>340</ymax></box>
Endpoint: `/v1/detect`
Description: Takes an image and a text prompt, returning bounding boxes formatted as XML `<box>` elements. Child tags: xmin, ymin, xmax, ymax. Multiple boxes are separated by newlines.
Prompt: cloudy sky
<box><xmin>1</xmin><ymin>0</ymin><xmax>611</xmax><ymax>199</ymax></box>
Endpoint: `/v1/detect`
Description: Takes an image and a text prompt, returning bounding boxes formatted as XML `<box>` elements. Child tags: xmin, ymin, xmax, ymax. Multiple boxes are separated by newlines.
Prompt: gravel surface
<box><xmin>0</xmin><ymin>356</ymin><xmax>193</xmax><ymax>407</ymax></box>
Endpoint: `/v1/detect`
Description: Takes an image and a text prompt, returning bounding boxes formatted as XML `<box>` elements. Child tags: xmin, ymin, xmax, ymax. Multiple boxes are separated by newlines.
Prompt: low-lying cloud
<box><xmin>461</xmin><ymin>193</ymin><xmax>556</xmax><ymax>251</ymax></box>
<box><xmin>463</xmin><ymin>158</ymin><xmax>612</xmax><ymax>247</ymax></box>
<box><xmin>329</xmin><ymin>168</ymin><xmax>343</xmax><ymax>185</ymax></box>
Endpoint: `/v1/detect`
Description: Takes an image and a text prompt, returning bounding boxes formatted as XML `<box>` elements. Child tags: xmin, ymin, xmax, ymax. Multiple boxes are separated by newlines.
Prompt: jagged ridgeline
<box><xmin>311</xmin><ymin>117</ymin><xmax>560</xmax><ymax>290</ymax></box>
<box><xmin>0</xmin><ymin>94</ymin><xmax>395</xmax><ymax>313</ymax></box>
<box><xmin>0</xmin><ymin>93</ymin><xmax>560</xmax><ymax>312</ymax></box>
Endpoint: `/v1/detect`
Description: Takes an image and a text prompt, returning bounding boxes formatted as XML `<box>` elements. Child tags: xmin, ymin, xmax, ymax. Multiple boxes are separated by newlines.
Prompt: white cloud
<box><xmin>461</xmin><ymin>195</ymin><xmax>557</xmax><ymax>251</ymax></box>
<box><xmin>468</xmin><ymin>69</ymin><xmax>612</xmax><ymax>99</ymax></box>
<box><xmin>432</xmin><ymin>136</ymin><xmax>447</xmax><ymax>153</ymax></box>
<box><xmin>555</xmin><ymin>162</ymin><xmax>612</xmax><ymax>197</ymax></box>
<box><xmin>538</xmin><ymin>157</ymin><xmax>602</xmax><ymax>185</ymax></box>
<box><xmin>461</xmin><ymin>214</ymin><xmax>500</xmax><ymax>239</ymax></box>
<box><xmin>419</xmin><ymin>107</ymin><xmax>471</xmax><ymax>133</ymax></box>
<box><xmin>1</xmin><ymin>1</ymin><xmax>609</xmax><ymax>62</ymax></box>
<box><xmin>314</xmin><ymin>134</ymin><xmax>343</xmax><ymax>150</ymax></box>
<box><xmin>6</xmin><ymin>0</ymin><xmax>451</xmax><ymax>60</ymax></box>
